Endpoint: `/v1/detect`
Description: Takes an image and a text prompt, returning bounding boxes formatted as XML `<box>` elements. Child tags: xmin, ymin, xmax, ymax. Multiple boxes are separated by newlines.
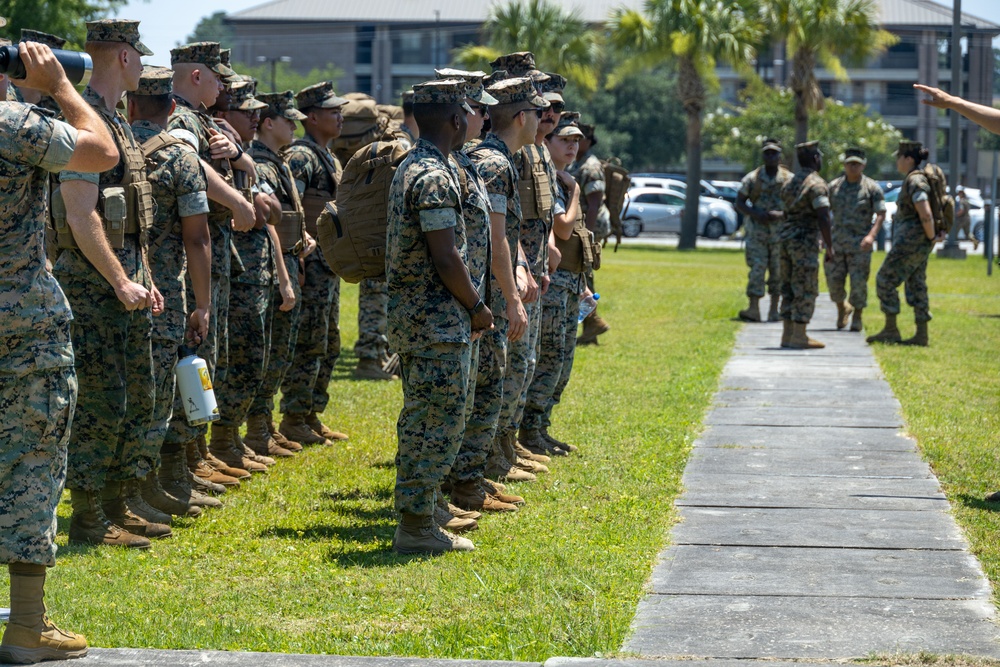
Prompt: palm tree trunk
<box><xmin>678</xmin><ymin>58</ymin><xmax>705</xmax><ymax>250</ymax></box>
<box><xmin>790</xmin><ymin>49</ymin><xmax>820</xmax><ymax>154</ymax></box>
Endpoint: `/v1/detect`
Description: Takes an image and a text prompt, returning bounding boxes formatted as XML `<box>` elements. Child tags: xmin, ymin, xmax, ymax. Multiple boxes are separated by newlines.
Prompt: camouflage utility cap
<box><xmin>412</xmin><ymin>79</ymin><xmax>474</xmax><ymax>113</ymax></box>
<box><xmin>490</xmin><ymin>51</ymin><xmax>535</xmax><ymax>76</ymax></box>
<box><xmin>485</xmin><ymin>70</ymin><xmax>508</xmax><ymax>87</ymax></box>
<box><xmin>400</xmin><ymin>89</ymin><xmax>414</xmax><ymax>104</ymax></box>
<box><xmin>171</xmin><ymin>42</ymin><xmax>235</xmax><ymax>78</ymax></box>
<box><xmin>897</xmin><ymin>140</ymin><xmax>923</xmax><ymax>155</ymax></box>
<box><xmin>796</xmin><ymin>140</ymin><xmax>821</xmax><ymax>156</ymax></box>
<box><xmin>20</xmin><ymin>29</ymin><xmax>67</xmax><ymax>49</ymax></box>
<box><xmin>486</xmin><ymin>76</ymin><xmax>549</xmax><ymax>107</ymax></box>
<box><xmin>434</xmin><ymin>68</ymin><xmax>498</xmax><ymax>105</ymax></box>
<box><xmin>539</xmin><ymin>73</ymin><xmax>566</xmax><ymax>94</ymax></box>
<box><xmin>258</xmin><ymin>90</ymin><xmax>307</xmax><ymax>120</ymax></box>
<box><xmin>843</xmin><ymin>147</ymin><xmax>867</xmax><ymax>164</ymax></box>
<box><xmin>296</xmin><ymin>81</ymin><xmax>348</xmax><ymax>110</ymax></box>
<box><xmin>135</xmin><ymin>65</ymin><xmax>173</xmax><ymax>96</ymax></box>
<box><xmin>762</xmin><ymin>137</ymin><xmax>782</xmax><ymax>152</ymax></box>
<box><xmin>230</xmin><ymin>76</ymin><xmax>267</xmax><ymax>111</ymax></box>
<box><xmin>551</xmin><ymin>112</ymin><xmax>584</xmax><ymax>138</ymax></box>
<box><xmin>86</xmin><ymin>19</ymin><xmax>153</xmax><ymax>55</ymax></box>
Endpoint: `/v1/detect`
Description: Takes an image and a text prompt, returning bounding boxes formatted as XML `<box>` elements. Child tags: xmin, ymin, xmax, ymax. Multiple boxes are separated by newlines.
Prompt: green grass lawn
<box><xmin>8</xmin><ymin>246</ymin><xmax>746</xmax><ymax>660</ymax></box>
<box><xmin>859</xmin><ymin>250</ymin><xmax>1000</xmax><ymax>606</ymax></box>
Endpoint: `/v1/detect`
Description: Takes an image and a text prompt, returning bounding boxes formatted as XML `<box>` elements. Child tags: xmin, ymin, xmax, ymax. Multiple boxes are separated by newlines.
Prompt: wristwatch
<box><xmin>468</xmin><ymin>300</ymin><xmax>485</xmax><ymax>315</ymax></box>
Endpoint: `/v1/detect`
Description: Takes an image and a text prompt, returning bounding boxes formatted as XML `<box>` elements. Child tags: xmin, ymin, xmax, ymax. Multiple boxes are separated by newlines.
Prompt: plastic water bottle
<box><xmin>578</xmin><ymin>293</ymin><xmax>600</xmax><ymax>323</ymax></box>
<box><xmin>175</xmin><ymin>346</ymin><xmax>220</xmax><ymax>426</ymax></box>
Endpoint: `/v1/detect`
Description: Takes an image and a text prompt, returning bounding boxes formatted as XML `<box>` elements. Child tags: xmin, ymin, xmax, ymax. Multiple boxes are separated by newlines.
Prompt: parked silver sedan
<box><xmin>622</xmin><ymin>187</ymin><xmax>739</xmax><ymax>239</ymax></box>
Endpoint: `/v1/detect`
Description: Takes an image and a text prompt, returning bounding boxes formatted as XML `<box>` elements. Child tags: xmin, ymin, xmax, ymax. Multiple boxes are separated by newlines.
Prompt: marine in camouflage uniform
<box><xmin>387</xmin><ymin>80</ymin><xmax>490</xmax><ymax>553</ymax></box>
<box><xmin>55</xmin><ymin>20</ymin><xmax>163</xmax><ymax>547</ymax></box>
<box><xmin>735</xmin><ymin>138</ymin><xmax>793</xmax><ymax>322</ymax></box>
<box><xmin>869</xmin><ymin>140</ymin><xmax>937</xmax><ymax>346</ymax></box>
<box><xmin>246</xmin><ymin>92</ymin><xmax>307</xmax><ymax>453</ymax></box>
<box><xmin>15</xmin><ymin>30</ymin><xmax>67</xmax><ymax>115</ymax></box>
<box><xmin>0</xmin><ymin>42</ymin><xmax>90</xmax><ymax>661</ymax></box>
<box><xmin>823</xmin><ymin>147</ymin><xmax>886</xmax><ymax>331</ymax></box>
<box><xmin>283</xmin><ymin>81</ymin><xmax>350</xmax><ymax>443</ymax></box>
<box><xmin>571</xmin><ymin>123</ymin><xmax>610</xmax><ymax>345</ymax></box>
<box><xmin>777</xmin><ymin>141</ymin><xmax>834</xmax><ymax>349</ymax></box>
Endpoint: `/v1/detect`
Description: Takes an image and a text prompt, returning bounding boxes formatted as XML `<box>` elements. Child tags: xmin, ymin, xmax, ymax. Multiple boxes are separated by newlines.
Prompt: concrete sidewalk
<box><xmin>619</xmin><ymin>299</ymin><xmax>1000</xmax><ymax>659</ymax></box>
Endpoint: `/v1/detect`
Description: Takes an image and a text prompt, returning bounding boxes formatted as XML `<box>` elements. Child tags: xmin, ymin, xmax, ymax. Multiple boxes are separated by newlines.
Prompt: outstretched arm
<box><xmin>914</xmin><ymin>84</ymin><xmax>1000</xmax><ymax>136</ymax></box>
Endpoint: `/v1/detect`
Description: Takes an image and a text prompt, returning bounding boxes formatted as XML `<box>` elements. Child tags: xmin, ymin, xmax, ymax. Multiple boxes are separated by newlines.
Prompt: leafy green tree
<box><xmin>704</xmin><ymin>79</ymin><xmax>902</xmax><ymax>181</ymax></box>
<box><xmin>451</xmin><ymin>0</ymin><xmax>601</xmax><ymax>93</ymax></box>
<box><xmin>765</xmin><ymin>0</ymin><xmax>896</xmax><ymax>147</ymax></box>
<box><xmin>562</xmin><ymin>67</ymin><xmax>685</xmax><ymax>170</ymax></box>
<box><xmin>186</xmin><ymin>11</ymin><xmax>233</xmax><ymax>49</ymax></box>
<box><xmin>609</xmin><ymin>0</ymin><xmax>761</xmax><ymax>249</ymax></box>
<box><xmin>232</xmin><ymin>61</ymin><xmax>343</xmax><ymax>96</ymax></box>
<box><xmin>0</xmin><ymin>0</ymin><xmax>133</xmax><ymax>49</ymax></box>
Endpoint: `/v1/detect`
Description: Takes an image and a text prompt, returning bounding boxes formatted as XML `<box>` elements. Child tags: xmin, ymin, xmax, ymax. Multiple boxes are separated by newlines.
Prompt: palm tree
<box><xmin>766</xmin><ymin>0</ymin><xmax>897</xmax><ymax>147</ymax></box>
<box><xmin>609</xmin><ymin>0</ymin><xmax>761</xmax><ymax>249</ymax></box>
<box><xmin>452</xmin><ymin>0</ymin><xmax>602</xmax><ymax>93</ymax></box>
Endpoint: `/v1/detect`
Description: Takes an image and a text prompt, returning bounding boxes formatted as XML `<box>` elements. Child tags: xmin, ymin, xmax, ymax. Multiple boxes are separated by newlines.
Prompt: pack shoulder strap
<box><xmin>141</xmin><ymin>132</ymin><xmax>185</xmax><ymax>158</ymax></box>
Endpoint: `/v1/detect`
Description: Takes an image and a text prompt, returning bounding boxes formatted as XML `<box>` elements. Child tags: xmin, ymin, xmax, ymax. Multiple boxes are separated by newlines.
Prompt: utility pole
<box><xmin>938</xmin><ymin>0</ymin><xmax>967</xmax><ymax>259</ymax></box>
<box><xmin>256</xmin><ymin>55</ymin><xmax>292</xmax><ymax>92</ymax></box>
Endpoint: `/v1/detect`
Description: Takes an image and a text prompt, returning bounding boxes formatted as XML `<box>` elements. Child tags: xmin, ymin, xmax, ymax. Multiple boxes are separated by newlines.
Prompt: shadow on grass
<box><xmin>325</xmin><ymin>486</ymin><xmax>392</xmax><ymax>502</ymax></box>
<box><xmin>956</xmin><ymin>493</ymin><xmax>1000</xmax><ymax>512</ymax></box>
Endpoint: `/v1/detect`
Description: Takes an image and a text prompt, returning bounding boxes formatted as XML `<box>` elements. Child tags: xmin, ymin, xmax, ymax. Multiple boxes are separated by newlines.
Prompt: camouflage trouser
<box><xmin>0</xmin><ymin>324</ymin><xmax>76</xmax><ymax>566</ymax></box>
<box><xmin>216</xmin><ymin>281</ymin><xmax>271</xmax><ymax>427</ymax></box>
<box><xmin>61</xmin><ymin>273</ymin><xmax>154</xmax><ymax>490</ymax></box>
<box><xmin>249</xmin><ymin>255</ymin><xmax>302</xmax><ymax>418</ymax></box>
<box><xmin>141</xmin><ymin>308</ymin><xmax>185</xmax><ymax>472</ymax></box>
<box><xmin>779</xmin><ymin>235</ymin><xmax>820</xmax><ymax>324</ymax></box>
<box><xmin>281</xmin><ymin>250</ymin><xmax>338</xmax><ymax>416</ymax></box>
<box><xmin>955</xmin><ymin>214</ymin><xmax>971</xmax><ymax>241</ymax></box>
<box><xmin>824</xmin><ymin>241</ymin><xmax>872</xmax><ymax>309</ymax></box>
<box><xmin>497</xmin><ymin>297</ymin><xmax>540</xmax><ymax>438</ymax></box>
<box><xmin>313</xmin><ymin>274</ymin><xmax>341</xmax><ymax>414</ymax></box>
<box><xmin>875</xmin><ymin>223</ymin><xmax>934</xmax><ymax>323</ymax></box>
<box><xmin>354</xmin><ymin>277</ymin><xmax>389</xmax><ymax>361</ymax></box>
<box><xmin>164</xmin><ymin>272</ymin><xmax>230</xmax><ymax>447</ymax></box>
<box><xmin>450</xmin><ymin>320</ymin><xmax>508</xmax><ymax>485</ymax></box>
<box><xmin>745</xmin><ymin>222</ymin><xmax>781</xmax><ymax>297</ymax></box>
<box><xmin>395</xmin><ymin>342</ymin><xmax>471</xmax><ymax>516</ymax></box>
<box><xmin>523</xmin><ymin>282</ymin><xmax>579</xmax><ymax>430</ymax></box>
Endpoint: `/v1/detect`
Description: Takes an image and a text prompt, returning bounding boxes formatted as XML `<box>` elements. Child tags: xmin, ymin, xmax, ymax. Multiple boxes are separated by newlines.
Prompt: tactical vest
<box><xmin>292</xmin><ymin>137</ymin><xmax>340</xmax><ymax>237</ymax></box>
<box><xmin>252</xmin><ymin>145</ymin><xmax>305</xmax><ymax>254</ymax></box>
<box><xmin>139</xmin><ymin>132</ymin><xmax>187</xmax><ymax>253</ymax></box>
<box><xmin>556</xmin><ymin>191</ymin><xmax>597</xmax><ymax>274</ymax></box>
<box><xmin>517</xmin><ymin>144</ymin><xmax>553</xmax><ymax>221</ymax></box>
<box><xmin>51</xmin><ymin>111</ymin><xmax>154</xmax><ymax>250</ymax></box>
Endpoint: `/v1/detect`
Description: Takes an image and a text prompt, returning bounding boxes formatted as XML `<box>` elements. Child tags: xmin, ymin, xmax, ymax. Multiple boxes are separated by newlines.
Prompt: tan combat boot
<box><xmin>244</xmin><ymin>414</ymin><xmax>295</xmax><ymax>458</ymax></box>
<box><xmin>268</xmin><ymin>418</ymin><xmax>301</xmax><ymax>452</ymax></box>
<box><xmin>738</xmin><ymin>296</ymin><xmax>761</xmax><ymax>322</ymax></box>
<box><xmin>140</xmin><ymin>471</ymin><xmax>201</xmax><ymax>518</ymax></box>
<box><xmin>68</xmin><ymin>489</ymin><xmax>151</xmax><ymax>549</ymax></box>
<box><xmin>158</xmin><ymin>451</ymin><xmax>223</xmax><ymax>508</ymax></box>
<box><xmin>353</xmin><ymin>358</ymin><xmax>398</xmax><ymax>381</ymax></box>
<box><xmin>186</xmin><ymin>440</ymin><xmax>239</xmax><ymax>488</ymax></box>
<box><xmin>393</xmin><ymin>513</ymin><xmax>474</xmax><ymax>554</ymax></box>
<box><xmin>787</xmin><ymin>322</ymin><xmax>825</xmax><ymax>349</ymax></box>
<box><xmin>122</xmin><ymin>479</ymin><xmax>171</xmax><ymax>526</ymax></box>
<box><xmin>850</xmin><ymin>308</ymin><xmax>864</xmax><ymax>332</ymax></box>
<box><xmin>279</xmin><ymin>413</ymin><xmax>329</xmax><ymax>446</ymax></box>
<box><xmin>767</xmin><ymin>294</ymin><xmax>781</xmax><ymax>322</ymax></box>
<box><xmin>238</xmin><ymin>429</ymin><xmax>276</xmax><ymax>467</ymax></box>
<box><xmin>541</xmin><ymin>427</ymin><xmax>578</xmax><ymax>453</ymax></box>
<box><xmin>450</xmin><ymin>480</ymin><xmax>518</xmax><ymax>513</ymax></box>
<box><xmin>901</xmin><ymin>320</ymin><xmax>929</xmax><ymax>346</ymax></box>
<box><xmin>577</xmin><ymin>311</ymin><xmax>610</xmax><ymax>346</ymax></box>
<box><xmin>306</xmin><ymin>412</ymin><xmax>348</xmax><ymax>442</ymax></box>
<box><xmin>514</xmin><ymin>456</ymin><xmax>549</xmax><ymax>474</ymax></box>
<box><xmin>205</xmin><ymin>452</ymin><xmax>251</xmax><ymax>480</ymax></box>
<box><xmin>513</xmin><ymin>437</ymin><xmax>550</xmax><ymax>463</ymax></box>
<box><xmin>520</xmin><ymin>427</ymin><xmax>567</xmax><ymax>457</ymax></box>
<box><xmin>101</xmin><ymin>481</ymin><xmax>172</xmax><ymax>539</ymax></box>
<box><xmin>836</xmin><ymin>301</ymin><xmax>854</xmax><ymax>330</ymax></box>
<box><xmin>780</xmin><ymin>319</ymin><xmax>793</xmax><ymax>348</ymax></box>
<box><xmin>0</xmin><ymin>563</ymin><xmax>88</xmax><ymax>664</ymax></box>
<box><xmin>433</xmin><ymin>496</ymin><xmax>478</xmax><ymax>533</ymax></box>
<box><xmin>481</xmin><ymin>478</ymin><xmax>525</xmax><ymax>505</ymax></box>
<box><xmin>209</xmin><ymin>424</ymin><xmax>268</xmax><ymax>473</ymax></box>
<box><xmin>866</xmin><ymin>312</ymin><xmax>901</xmax><ymax>344</ymax></box>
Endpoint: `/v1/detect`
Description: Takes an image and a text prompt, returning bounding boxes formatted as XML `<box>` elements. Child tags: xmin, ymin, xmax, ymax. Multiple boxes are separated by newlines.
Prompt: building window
<box><xmin>881</xmin><ymin>40</ymin><xmax>917</xmax><ymax>69</ymax></box>
<box><xmin>392</xmin><ymin>28</ymin><xmax>431</xmax><ymax>65</ymax></box>
<box><xmin>884</xmin><ymin>82</ymin><xmax>916</xmax><ymax>115</ymax></box>
<box><xmin>356</xmin><ymin>26</ymin><xmax>375</xmax><ymax>65</ymax></box>
<box><xmin>393</xmin><ymin>76</ymin><xmax>427</xmax><ymax>99</ymax></box>
<box><xmin>356</xmin><ymin>75</ymin><xmax>373</xmax><ymax>96</ymax></box>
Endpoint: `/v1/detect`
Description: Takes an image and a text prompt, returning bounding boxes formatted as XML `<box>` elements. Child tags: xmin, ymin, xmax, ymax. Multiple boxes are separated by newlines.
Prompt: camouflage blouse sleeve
<box><xmin>173</xmin><ymin>148</ymin><xmax>210</xmax><ymax>218</ymax></box>
<box><xmin>410</xmin><ymin>167</ymin><xmax>460</xmax><ymax>232</ymax></box>
<box><xmin>908</xmin><ymin>173</ymin><xmax>931</xmax><ymax>204</ymax></box>
<box><xmin>476</xmin><ymin>152</ymin><xmax>514</xmax><ymax>214</ymax></box>
<box><xmin>808</xmin><ymin>175</ymin><xmax>831</xmax><ymax>210</ymax></box>
<box><xmin>285</xmin><ymin>144</ymin><xmax>315</xmax><ymax>196</ymax></box>
<box><xmin>254</xmin><ymin>160</ymin><xmax>281</xmax><ymax>196</ymax></box>
<box><xmin>869</xmin><ymin>179</ymin><xmax>886</xmax><ymax>213</ymax></box>
<box><xmin>579</xmin><ymin>157</ymin><xmax>606</xmax><ymax>196</ymax></box>
<box><xmin>0</xmin><ymin>105</ymin><xmax>77</xmax><ymax>175</ymax></box>
<box><xmin>168</xmin><ymin>113</ymin><xmax>203</xmax><ymax>153</ymax></box>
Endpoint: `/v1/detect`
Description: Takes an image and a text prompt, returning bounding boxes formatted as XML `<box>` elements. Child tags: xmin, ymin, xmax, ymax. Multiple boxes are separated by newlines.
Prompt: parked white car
<box><xmin>883</xmin><ymin>186</ymin><xmax>984</xmax><ymax>240</ymax></box>
<box><xmin>622</xmin><ymin>187</ymin><xmax>739</xmax><ymax>239</ymax></box>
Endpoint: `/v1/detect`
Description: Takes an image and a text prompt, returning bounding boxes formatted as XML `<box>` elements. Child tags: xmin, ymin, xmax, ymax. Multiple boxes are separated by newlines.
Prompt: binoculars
<box><xmin>0</xmin><ymin>45</ymin><xmax>93</xmax><ymax>87</ymax></box>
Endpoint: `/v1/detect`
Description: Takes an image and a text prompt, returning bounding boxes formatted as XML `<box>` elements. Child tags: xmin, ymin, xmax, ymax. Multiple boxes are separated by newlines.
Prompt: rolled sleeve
<box><xmin>488</xmin><ymin>193</ymin><xmax>507</xmax><ymax>213</ymax></box>
<box><xmin>583</xmin><ymin>180</ymin><xmax>605</xmax><ymax>196</ymax></box>
<box><xmin>38</xmin><ymin>120</ymin><xmax>78</xmax><ymax>173</ymax></box>
<box><xmin>912</xmin><ymin>190</ymin><xmax>929</xmax><ymax>204</ymax></box>
<box><xmin>874</xmin><ymin>200</ymin><xmax>887</xmax><ymax>213</ymax></box>
<box><xmin>169</xmin><ymin>128</ymin><xmax>200</xmax><ymax>152</ymax></box>
<box><xmin>178</xmin><ymin>191</ymin><xmax>210</xmax><ymax>217</ymax></box>
<box><xmin>812</xmin><ymin>195</ymin><xmax>830</xmax><ymax>209</ymax></box>
<box><xmin>59</xmin><ymin>170</ymin><xmax>100</xmax><ymax>184</ymax></box>
<box><xmin>419</xmin><ymin>207</ymin><xmax>458</xmax><ymax>232</ymax></box>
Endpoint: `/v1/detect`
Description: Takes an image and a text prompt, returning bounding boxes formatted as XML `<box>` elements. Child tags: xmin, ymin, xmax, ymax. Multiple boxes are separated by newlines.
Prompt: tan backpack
<box><xmin>603</xmin><ymin>157</ymin><xmax>631</xmax><ymax>250</ymax></box>
<box><xmin>330</xmin><ymin>95</ymin><xmax>394</xmax><ymax>165</ymax></box>
<box><xmin>918</xmin><ymin>163</ymin><xmax>955</xmax><ymax>235</ymax></box>
<box><xmin>316</xmin><ymin>140</ymin><xmax>411</xmax><ymax>283</ymax></box>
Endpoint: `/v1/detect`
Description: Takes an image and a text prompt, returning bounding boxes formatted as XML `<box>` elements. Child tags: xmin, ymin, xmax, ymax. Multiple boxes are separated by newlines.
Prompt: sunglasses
<box><xmin>234</xmin><ymin>109</ymin><xmax>261</xmax><ymax>119</ymax></box>
<box><xmin>517</xmin><ymin>108</ymin><xmax>545</xmax><ymax>119</ymax></box>
<box><xmin>468</xmin><ymin>104</ymin><xmax>489</xmax><ymax>117</ymax></box>
<box><xmin>548</xmin><ymin>102</ymin><xmax>565</xmax><ymax>113</ymax></box>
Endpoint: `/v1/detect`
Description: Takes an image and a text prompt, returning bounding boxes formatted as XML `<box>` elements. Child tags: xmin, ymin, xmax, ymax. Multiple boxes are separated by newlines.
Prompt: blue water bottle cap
<box><xmin>593</xmin><ymin>293</ymin><xmax>600</xmax><ymax>300</ymax></box>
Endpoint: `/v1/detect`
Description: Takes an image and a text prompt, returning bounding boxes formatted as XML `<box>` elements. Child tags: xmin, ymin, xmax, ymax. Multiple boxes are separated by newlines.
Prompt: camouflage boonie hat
<box><xmin>551</xmin><ymin>111</ymin><xmax>584</xmax><ymax>138</ymax></box>
<box><xmin>134</xmin><ymin>65</ymin><xmax>173</xmax><ymax>96</ymax></box>
<box><xmin>490</xmin><ymin>51</ymin><xmax>535</xmax><ymax>77</ymax></box>
<box><xmin>897</xmin><ymin>139</ymin><xmax>923</xmax><ymax>155</ymax></box>
<box><xmin>21</xmin><ymin>29</ymin><xmax>67</xmax><ymax>49</ymax></box>
<box><xmin>258</xmin><ymin>90</ymin><xmax>307</xmax><ymax>120</ymax></box>
<box><xmin>486</xmin><ymin>76</ymin><xmax>549</xmax><ymax>107</ymax></box>
<box><xmin>85</xmin><ymin>19</ymin><xmax>153</xmax><ymax>56</ymax></box>
<box><xmin>296</xmin><ymin>81</ymin><xmax>349</xmax><ymax>111</ymax></box>
<box><xmin>171</xmin><ymin>42</ymin><xmax>235</xmax><ymax>78</ymax></box>
<box><xmin>762</xmin><ymin>137</ymin><xmax>782</xmax><ymax>152</ymax></box>
<box><xmin>230</xmin><ymin>76</ymin><xmax>267</xmax><ymax>111</ymax></box>
<box><xmin>434</xmin><ymin>68</ymin><xmax>498</xmax><ymax>105</ymax></box>
<box><xmin>411</xmin><ymin>79</ymin><xmax>474</xmax><ymax>113</ymax></box>
<box><xmin>844</xmin><ymin>147</ymin><xmax>867</xmax><ymax>164</ymax></box>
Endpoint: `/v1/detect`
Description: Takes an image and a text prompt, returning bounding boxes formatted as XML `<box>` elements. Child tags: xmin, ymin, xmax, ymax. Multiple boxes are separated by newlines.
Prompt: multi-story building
<box><xmin>227</xmin><ymin>0</ymin><xmax>999</xmax><ymax>187</ymax></box>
